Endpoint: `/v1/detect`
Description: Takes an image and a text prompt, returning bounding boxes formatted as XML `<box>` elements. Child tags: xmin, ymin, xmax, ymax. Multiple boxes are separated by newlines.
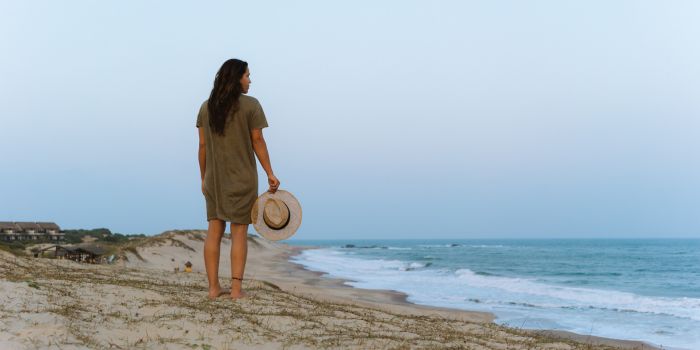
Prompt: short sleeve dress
<box><xmin>196</xmin><ymin>95</ymin><xmax>269</xmax><ymax>224</ymax></box>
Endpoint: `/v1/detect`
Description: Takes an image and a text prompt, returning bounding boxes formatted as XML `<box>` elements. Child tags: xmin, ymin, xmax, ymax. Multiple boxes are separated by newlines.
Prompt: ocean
<box><xmin>285</xmin><ymin>238</ymin><xmax>700</xmax><ymax>350</ymax></box>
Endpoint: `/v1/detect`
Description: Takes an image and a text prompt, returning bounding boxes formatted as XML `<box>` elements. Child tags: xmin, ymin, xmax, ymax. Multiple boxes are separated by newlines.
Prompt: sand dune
<box><xmin>0</xmin><ymin>231</ymin><xmax>657</xmax><ymax>349</ymax></box>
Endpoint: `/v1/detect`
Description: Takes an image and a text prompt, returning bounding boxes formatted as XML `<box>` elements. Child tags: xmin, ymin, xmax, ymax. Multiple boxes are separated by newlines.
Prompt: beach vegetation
<box><xmin>0</xmin><ymin>241</ymin><xmax>29</xmax><ymax>256</ymax></box>
<box><xmin>62</xmin><ymin>228</ymin><xmax>146</xmax><ymax>244</ymax></box>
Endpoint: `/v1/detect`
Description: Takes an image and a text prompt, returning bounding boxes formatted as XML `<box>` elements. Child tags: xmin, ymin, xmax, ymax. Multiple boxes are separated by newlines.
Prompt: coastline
<box><xmin>281</xmin><ymin>243</ymin><xmax>661</xmax><ymax>350</ymax></box>
<box><xmin>273</xmin><ymin>244</ymin><xmax>495</xmax><ymax>322</ymax></box>
<box><xmin>0</xmin><ymin>231</ymin><xmax>663</xmax><ymax>349</ymax></box>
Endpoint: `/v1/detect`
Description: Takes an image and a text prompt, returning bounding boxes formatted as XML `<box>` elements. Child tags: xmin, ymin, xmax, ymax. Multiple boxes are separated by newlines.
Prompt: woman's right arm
<box><xmin>198</xmin><ymin>127</ymin><xmax>206</xmax><ymax>194</ymax></box>
<box><xmin>251</xmin><ymin>128</ymin><xmax>280</xmax><ymax>193</ymax></box>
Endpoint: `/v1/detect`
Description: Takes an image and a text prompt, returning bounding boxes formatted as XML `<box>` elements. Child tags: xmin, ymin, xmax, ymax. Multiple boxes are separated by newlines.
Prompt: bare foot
<box><xmin>208</xmin><ymin>287</ymin><xmax>229</xmax><ymax>300</ymax></box>
<box><xmin>230</xmin><ymin>290</ymin><xmax>248</xmax><ymax>300</ymax></box>
<box><xmin>230</xmin><ymin>277</ymin><xmax>246</xmax><ymax>300</ymax></box>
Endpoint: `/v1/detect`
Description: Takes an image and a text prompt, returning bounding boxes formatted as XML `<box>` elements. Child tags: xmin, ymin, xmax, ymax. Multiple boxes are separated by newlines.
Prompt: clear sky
<box><xmin>1</xmin><ymin>1</ymin><xmax>698</xmax><ymax>239</ymax></box>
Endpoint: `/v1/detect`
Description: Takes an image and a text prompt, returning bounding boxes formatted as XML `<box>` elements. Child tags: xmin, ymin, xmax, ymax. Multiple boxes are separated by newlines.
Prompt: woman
<box><xmin>196</xmin><ymin>58</ymin><xmax>280</xmax><ymax>300</ymax></box>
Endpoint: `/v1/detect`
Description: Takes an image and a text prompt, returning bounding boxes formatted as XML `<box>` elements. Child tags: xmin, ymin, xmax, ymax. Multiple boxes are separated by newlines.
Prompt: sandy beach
<box><xmin>0</xmin><ymin>231</ymin><xmax>658</xmax><ymax>349</ymax></box>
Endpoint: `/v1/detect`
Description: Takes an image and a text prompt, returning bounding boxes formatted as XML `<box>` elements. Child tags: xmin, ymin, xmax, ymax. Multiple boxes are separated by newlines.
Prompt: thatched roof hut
<box><xmin>37</xmin><ymin>222</ymin><xmax>61</xmax><ymax>232</ymax></box>
<box><xmin>0</xmin><ymin>222</ymin><xmax>20</xmax><ymax>232</ymax></box>
<box><xmin>37</xmin><ymin>244</ymin><xmax>105</xmax><ymax>263</ymax></box>
<box><xmin>74</xmin><ymin>244</ymin><xmax>106</xmax><ymax>256</ymax></box>
<box><xmin>15</xmin><ymin>222</ymin><xmax>42</xmax><ymax>232</ymax></box>
<box><xmin>1</xmin><ymin>221</ymin><xmax>63</xmax><ymax>241</ymax></box>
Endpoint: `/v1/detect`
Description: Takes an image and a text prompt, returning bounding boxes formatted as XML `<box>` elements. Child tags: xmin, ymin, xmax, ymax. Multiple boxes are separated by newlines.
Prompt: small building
<box><xmin>0</xmin><ymin>221</ymin><xmax>64</xmax><ymax>241</ymax></box>
<box><xmin>0</xmin><ymin>222</ymin><xmax>20</xmax><ymax>234</ymax></box>
<box><xmin>19</xmin><ymin>222</ymin><xmax>41</xmax><ymax>234</ymax></box>
<box><xmin>37</xmin><ymin>222</ymin><xmax>61</xmax><ymax>234</ymax></box>
<box><xmin>0</xmin><ymin>222</ymin><xmax>21</xmax><ymax>241</ymax></box>
<box><xmin>37</xmin><ymin>244</ymin><xmax>105</xmax><ymax>263</ymax></box>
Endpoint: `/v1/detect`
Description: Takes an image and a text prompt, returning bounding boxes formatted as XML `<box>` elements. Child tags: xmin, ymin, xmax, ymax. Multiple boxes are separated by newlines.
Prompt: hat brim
<box><xmin>251</xmin><ymin>190</ymin><xmax>302</xmax><ymax>241</ymax></box>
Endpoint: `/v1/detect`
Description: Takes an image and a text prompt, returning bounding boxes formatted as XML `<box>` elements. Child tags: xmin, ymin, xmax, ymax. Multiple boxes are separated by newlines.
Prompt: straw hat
<box><xmin>251</xmin><ymin>189</ymin><xmax>302</xmax><ymax>241</ymax></box>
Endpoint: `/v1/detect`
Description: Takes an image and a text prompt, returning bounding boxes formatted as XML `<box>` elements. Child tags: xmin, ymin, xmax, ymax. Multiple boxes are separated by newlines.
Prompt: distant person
<box><xmin>196</xmin><ymin>58</ymin><xmax>279</xmax><ymax>300</ymax></box>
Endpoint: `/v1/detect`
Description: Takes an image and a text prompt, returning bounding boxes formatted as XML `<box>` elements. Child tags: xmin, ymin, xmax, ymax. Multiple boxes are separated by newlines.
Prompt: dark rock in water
<box><xmin>342</xmin><ymin>244</ymin><xmax>356</xmax><ymax>248</ymax></box>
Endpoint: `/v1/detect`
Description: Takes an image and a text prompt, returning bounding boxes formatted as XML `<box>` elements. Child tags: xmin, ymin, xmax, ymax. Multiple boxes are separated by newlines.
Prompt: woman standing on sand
<box><xmin>196</xmin><ymin>58</ymin><xmax>280</xmax><ymax>300</ymax></box>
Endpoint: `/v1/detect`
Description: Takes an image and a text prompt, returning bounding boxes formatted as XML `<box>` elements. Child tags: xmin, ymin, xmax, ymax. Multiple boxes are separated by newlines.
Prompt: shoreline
<box><xmin>280</xmin><ymin>242</ymin><xmax>661</xmax><ymax>350</ymax></box>
<box><xmin>0</xmin><ymin>231</ymin><xmax>665</xmax><ymax>349</ymax></box>
<box><xmin>278</xmin><ymin>244</ymin><xmax>494</xmax><ymax>321</ymax></box>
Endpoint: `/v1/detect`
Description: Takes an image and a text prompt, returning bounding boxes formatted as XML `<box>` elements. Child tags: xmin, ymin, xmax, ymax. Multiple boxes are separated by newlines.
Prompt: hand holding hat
<box><xmin>267</xmin><ymin>174</ymin><xmax>280</xmax><ymax>193</ymax></box>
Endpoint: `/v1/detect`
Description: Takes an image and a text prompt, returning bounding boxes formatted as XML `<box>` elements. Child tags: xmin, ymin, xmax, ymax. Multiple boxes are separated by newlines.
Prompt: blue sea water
<box><xmin>285</xmin><ymin>239</ymin><xmax>700</xmax><ymax>350</ymax></box>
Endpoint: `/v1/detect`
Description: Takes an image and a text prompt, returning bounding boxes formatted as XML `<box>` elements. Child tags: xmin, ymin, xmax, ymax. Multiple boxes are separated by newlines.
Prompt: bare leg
<box><xmin>204</xmin><ymin>219</ymin><xmax>227</xmax><ymax>299</ymax></box>
<box><xmin>230</xmin><ymin>223</ymin><xmax>249</xmax><ymax>299</ymax></box>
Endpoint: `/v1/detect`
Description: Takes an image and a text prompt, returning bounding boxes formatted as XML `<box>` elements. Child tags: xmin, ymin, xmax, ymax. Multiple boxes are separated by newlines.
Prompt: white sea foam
<box><xmin>290</xmin><ymin>247</ymin><xmax>700</xmax><ymax>350</ymax></box>
<box><xmin>453</xmin><ymin>269</ymin><xmax>700</xmax><ymax>321</ymax></box>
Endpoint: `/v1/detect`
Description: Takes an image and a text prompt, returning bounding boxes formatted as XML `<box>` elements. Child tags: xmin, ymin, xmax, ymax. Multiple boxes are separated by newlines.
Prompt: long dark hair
<box><xmin>207</xmin><ymin>59</ymin><xmax>248</xmax><ymax>136</ymax></box>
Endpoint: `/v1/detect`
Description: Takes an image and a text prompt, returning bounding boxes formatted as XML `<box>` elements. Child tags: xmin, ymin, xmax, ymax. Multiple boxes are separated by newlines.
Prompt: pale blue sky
<box><xmin>1</xmin><ymin>1</ymin><xmax>698</xmax><ymax>239</ymax></box>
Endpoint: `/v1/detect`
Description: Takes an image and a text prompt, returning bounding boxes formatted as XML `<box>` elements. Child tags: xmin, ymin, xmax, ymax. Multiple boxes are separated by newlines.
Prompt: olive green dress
<box><xmin>196</xmin><ymin>95</ymin><xmax>269</xmax><ymax>224</ymax></box>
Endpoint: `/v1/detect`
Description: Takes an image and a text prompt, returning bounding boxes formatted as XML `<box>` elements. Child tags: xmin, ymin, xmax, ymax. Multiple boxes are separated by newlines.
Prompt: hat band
<box><xmin>263</xmin><ymin>201</ymin><xmax>291</xmax><ymax>230</ymax></box>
